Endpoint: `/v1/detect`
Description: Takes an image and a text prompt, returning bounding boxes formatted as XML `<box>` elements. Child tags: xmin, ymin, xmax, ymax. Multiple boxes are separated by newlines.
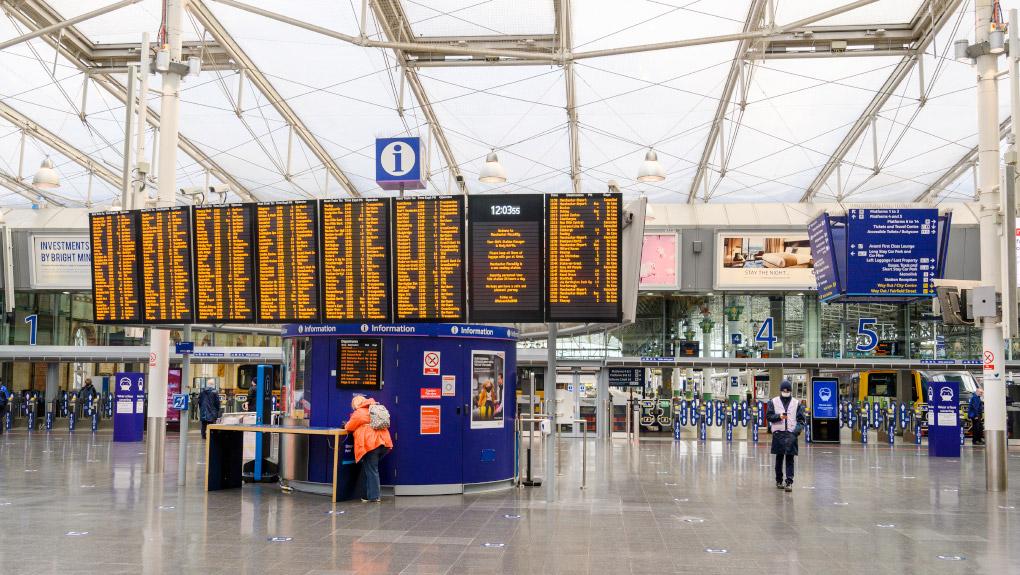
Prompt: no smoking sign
<box><xmin>984</xmin><ymin>350</ymin><xmax>995</xmax><ymax>371</ymax></box>
<box><xmin>423</xmin><ymin>351</ymin><xmax>441</xmax><ymax>375</ymax></box>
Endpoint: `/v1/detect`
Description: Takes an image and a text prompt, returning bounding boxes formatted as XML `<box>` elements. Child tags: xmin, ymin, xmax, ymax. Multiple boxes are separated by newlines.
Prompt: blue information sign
<box><xmin>375</xmin><ymin>137</ymin><xmax>425</xmax><ymax>191</ymax></box>
<box><xmin>846</xmin><ymin>208</ymin><xmax>938</xmax><ymax>297</ymax></box>
<box><xmin>811</xmin><ymin>377</ymin><xmax>838</xmax><ymax>420</ymax></box>
<box><xmin>807</xmin><ymin>213</ymin><xmax>840</xmax><ymax>301</ymax></box>
<box><xmin>175</xmin><ymin>341</ymin><xmax>194</xmax><ymax>355</ymax></box>
<box><xmin>926</xmin><ymin>379</ymin><xmax>960</xmax><ymax>458</ymax></box>
<box><xmin>113</xmin><ymin>372</ymin><xmax>145</xmax><ymax>442</ymax></box>
<box><xmin>171</xmin><ymin>393</ymin><xmax>189</xmax><ymax>411</ymax></box>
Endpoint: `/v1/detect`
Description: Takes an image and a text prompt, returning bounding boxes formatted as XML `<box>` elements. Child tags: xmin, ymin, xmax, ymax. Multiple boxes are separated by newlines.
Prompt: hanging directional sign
<box><xmin>375</xmin><ymin>137</ymin><xmax>425</xmax><ymax>191</ymax></box>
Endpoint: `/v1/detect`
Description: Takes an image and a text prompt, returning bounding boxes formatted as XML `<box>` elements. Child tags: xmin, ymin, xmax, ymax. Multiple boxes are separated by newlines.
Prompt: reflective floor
<box><xmin>1</xmin><ymin>430</ymin><xmax>1018</xmax><ymax>574</ymax></box>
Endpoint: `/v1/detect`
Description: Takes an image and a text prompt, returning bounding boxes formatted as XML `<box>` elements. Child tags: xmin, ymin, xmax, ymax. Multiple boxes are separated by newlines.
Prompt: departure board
<box><xmin>255</xmin><ymin>201</ymin><xmax>320</xmax><ymax>323</ymax></box>
<box><xmin>546</xmin><ymin>193</ymin><xmax>622</xmax><ymax>322</ymax></box>
<box><xmin>468</xmin><ymin>194</ymin><xmax>544</xmax><ymax>322</ymax></box>
<box><xmin>320</xmin><ymin>198</ymin><xmax>391</xmax><ymax>322</ymax></box>
<box><xmin>336</xmin><ymin>338</ymin><xmax>383</xmax><ymax>389</ymax></box>
<box><xmin>89</xmin><ymin>211</ymin><xmax>142</xmax><ymax>323</ymax></box>
<box><xmin>392</xmin><ymin>196</ymin><xmax>465</xmax><ymax>322</ymax></box>
<box><xmin>193</xmin><ymin>204</ymin><xmax>256</xmax><ymax>322</ymax></box>
<box><xmin>138</xmin><ymin>207</ymin><xmax>194</xmax><ymax>323</ymax></box>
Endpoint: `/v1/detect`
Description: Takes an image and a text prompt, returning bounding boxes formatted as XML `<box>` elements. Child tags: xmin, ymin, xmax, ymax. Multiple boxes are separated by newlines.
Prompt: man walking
<box><xmin>767</xmin><ymin>380</ymin><xmax>806</xmax><ymax>492</ymax></box>
<box><xmin>968</xmin><ymin>387</ymin><xmax>985</xmax><ymax>446</ymax></box>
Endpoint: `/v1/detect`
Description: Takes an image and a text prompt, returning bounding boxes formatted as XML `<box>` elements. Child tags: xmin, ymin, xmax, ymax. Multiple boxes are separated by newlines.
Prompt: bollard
<box><xmin>725</xmin><ymin>403</ymin><xmax>733</xmax><ymax>443</ymax></box>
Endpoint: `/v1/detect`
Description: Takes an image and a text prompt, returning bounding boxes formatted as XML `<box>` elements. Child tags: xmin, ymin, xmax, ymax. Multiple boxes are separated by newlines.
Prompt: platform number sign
<box><xmin>856</xmin><ymin>318</ymin><xmax>879</xmax><ymax>352</ymax></box>
<box><xmin>755</xmin><ymin>317</ymin><xmax>776</xmax><ymax>350</ymax></box>
<box><xmin>24</xmin><ymin>314</ymin><xmax>38</xmax><ymax>346</ymax></box>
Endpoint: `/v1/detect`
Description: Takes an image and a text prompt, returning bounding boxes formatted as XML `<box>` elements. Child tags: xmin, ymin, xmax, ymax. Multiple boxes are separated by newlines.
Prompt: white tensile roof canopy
<box><xmin>0</xmin><ymin>0</ymin><xmax>1005</xmax><ymax>208</ymax></box>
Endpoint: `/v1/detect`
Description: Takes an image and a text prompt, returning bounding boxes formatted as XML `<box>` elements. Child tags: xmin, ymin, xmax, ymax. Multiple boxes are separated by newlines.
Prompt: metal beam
<box><xmin>189</xmin><ymin>1</ymin><xmax>359</xmax><ymax>197</ymax></box>
<box><xmin>560</xmin><ymin>0</ymin><xmax>580</xmax><ymax>193</ymax></box>
<box><xmin>0</xmin><ymin>0</ymin><xmax>141</xmax><ymax>51</ymax></box>
<box><xmin>915</xmin><ymin>116</ymin><xmax>1011</xmax><ymax>203</ymax></box>
<box><xmin>800</xmin><ymin>0</ymin><xmax>962</xmax><ymax>202</ymax></box>
<box><xmin>687</xmin><ymin>0</ymin><xmax>769</xmax><ymax>203</ymax></box>
<box><xmin>3</xmin><ymin>0</ymin><xmax>257</xmax><ymax>201</ymax></box>
<box><xmin>371</xmin><ymin>0</ymin><xmax>467</xmax><ymax>193</ymax></box>
<box><xmin>0</xmin><ymin>101</ymin><xmax>121</xmax><ymax>190</ymax></box>
<box><xmin>0</xmin><ymin>171</ymin><xmax>68</xmax><ymax>206</ymax></box>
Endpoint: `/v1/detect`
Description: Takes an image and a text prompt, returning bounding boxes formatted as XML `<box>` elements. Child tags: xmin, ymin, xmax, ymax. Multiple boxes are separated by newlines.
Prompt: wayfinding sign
<box><xmin>375</xmin><ymin>137</ymin><xmax>424</xmax><ymax>191</ymax></box>
<box><xmin>607</xmin><ymin>367</ymin><xmax>644</xmax><ymax>387</ymax></box>
<box><xmin>846</xmin><ymin>208</ymin><xmax>938</xmax><ymax>298</ymax></box>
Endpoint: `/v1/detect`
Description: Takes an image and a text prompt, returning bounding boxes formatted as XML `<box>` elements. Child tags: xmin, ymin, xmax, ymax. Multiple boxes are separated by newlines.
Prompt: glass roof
<box><xmin>0</xmin><ymin>0</ymin><xmax>1007</xmax><ymax>208</ymax></box>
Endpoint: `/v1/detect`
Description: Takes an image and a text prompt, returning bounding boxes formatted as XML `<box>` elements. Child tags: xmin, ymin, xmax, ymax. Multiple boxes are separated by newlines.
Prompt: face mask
<box><xmin>781</xmin><ymin>391</ymin><xmax>791</xmax><ymax>398</ymax></box>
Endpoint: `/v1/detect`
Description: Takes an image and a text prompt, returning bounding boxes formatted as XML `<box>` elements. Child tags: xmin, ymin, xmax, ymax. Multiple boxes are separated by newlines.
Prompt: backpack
<box><xmin>368</xmin><ymin>403</ymin><xmax>390</xmax><ymax>430</ymax></box>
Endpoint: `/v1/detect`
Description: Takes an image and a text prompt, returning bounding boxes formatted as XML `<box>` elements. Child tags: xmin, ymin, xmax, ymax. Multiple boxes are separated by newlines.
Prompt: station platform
<box><xmin>0</xmin><ymin>431</ymin><xmax>1017</xmax><ymax>575</ymax></box>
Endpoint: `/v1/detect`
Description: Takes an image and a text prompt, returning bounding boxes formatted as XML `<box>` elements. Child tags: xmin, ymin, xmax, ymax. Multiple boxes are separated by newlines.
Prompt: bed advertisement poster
<box><xmin>470</xmin><ymin>350</ymin><xmax>505</xmax><ymax>429</ymax></box>
<box><xmin>715</xmin><ymin>232</ymin><xmax>816</xmax><ymax>290</ymax></box>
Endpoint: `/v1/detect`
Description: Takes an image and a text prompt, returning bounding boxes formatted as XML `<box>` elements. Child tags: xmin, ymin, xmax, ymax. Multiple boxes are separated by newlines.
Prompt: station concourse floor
<box><xmin>1</xmin><ymin>431</ymin><xmax>1018</xmax><ymax>575</ymax></box>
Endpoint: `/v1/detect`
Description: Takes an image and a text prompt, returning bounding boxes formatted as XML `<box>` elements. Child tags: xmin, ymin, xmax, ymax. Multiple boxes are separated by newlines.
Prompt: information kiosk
<box><xmin>284</xmin><ymin>323</ymin><xmax>517</xmax><ymax>496</ymax></box>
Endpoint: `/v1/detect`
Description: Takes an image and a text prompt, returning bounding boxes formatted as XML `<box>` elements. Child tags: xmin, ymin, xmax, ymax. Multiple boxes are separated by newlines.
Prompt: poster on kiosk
<box><xmin>926</xmin><ymin>379</ymin><xmax>960</xmax><ymax>457</ymax></box>
<box><xmin>113</xmin><ymin>372</ymin><xmax>145</xmax><ymax>442</ymax></box>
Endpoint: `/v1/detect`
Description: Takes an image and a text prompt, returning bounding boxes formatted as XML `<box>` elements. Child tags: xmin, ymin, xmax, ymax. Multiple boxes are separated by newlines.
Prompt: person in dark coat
<box><xmin>968</xmin><ymin>387</ymin><xmax>984</xmax><ymax>446</ymax></box>
<box><xmin>198</xmin><ymin>385</ymin><xmax>222</xmax><ymax>440</ymax></box>
<box><xmin>79</xmin><ymin>379</ymin><xmax>97</xmax><ymax>415</ymax></box>
<box><xmin>766</xmin><ymin>380</ymin><xmax>807</xmax><ymax>492</ymax></box>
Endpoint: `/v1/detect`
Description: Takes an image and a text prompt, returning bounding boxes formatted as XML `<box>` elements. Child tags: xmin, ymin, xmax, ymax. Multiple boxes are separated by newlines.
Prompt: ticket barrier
<box><xmin>68</xmin><ymin>394</ymin><xmax>78</xmax><ymax>432</ymax></box>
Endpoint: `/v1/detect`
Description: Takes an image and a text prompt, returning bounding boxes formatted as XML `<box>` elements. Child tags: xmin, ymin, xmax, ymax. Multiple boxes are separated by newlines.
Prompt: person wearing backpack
<box><xmin>344</xmin><ymin>395</ymin><xmax>393</xmax><ymax>502</ymax></box>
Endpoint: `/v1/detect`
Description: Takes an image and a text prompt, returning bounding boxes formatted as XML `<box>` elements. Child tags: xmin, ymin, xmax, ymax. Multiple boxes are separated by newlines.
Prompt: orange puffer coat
<box><xmin>344</xmin><ymin>398</ymin><xmax>393</xmax><ymax>462</ymax></box>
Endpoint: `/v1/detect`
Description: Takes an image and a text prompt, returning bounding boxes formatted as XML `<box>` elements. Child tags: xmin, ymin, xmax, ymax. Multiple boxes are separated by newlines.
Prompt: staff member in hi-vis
<box><xmin>766</xmin><ymin>380</ymin><xmax>807</xmax><ymax>492</ymax></box>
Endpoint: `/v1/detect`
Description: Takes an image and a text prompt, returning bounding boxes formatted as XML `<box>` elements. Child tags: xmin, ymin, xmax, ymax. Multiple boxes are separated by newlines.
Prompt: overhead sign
<box><xmin>320</xmin><ymin>198</ymin><xmax>392</xmax><ymax>322</ymax></box>
<box><xmin>255</xmin><ymin>201</ymin><xmax>320</xmax><ymax>322</ymax></box>
<box><xmin>376</xmin><ymin>137</ymin><xmax>424</xmax><ymax>191</ymax></box>
<box><xmin>846</xmin><ymin>209</ymin><xmax>938</xmax><ymax>297</ymax></box>
<box><xmin>28</xmin><ymin>234</ymin><xmax>91</xmax><ymax>289</ymax></box>
<box><xmin>392</xmin><ymin>196</ymin><xmax>466</xmax><ymax>322</ymax></box>
<box><xmin>193</xmin><ymin>204</ymin><xmax>256</xmax><ymax>323</ymax></box>
<box><xmin>175</xmin><ymin>341</ymin><xmax>194</xmax><ymax>355</ymax></box>
<box><xmin>607</xmin><ymin>367</ymin><xmax>644</xmax><ymax>387</ymax></box>
<box><xmin>715</xmin><ymin>232</ymin><xmax>815</xmax><ymax>290</ymax></box>
<box><xmin>811</xmin><ymin>377</ymin><xmax>838</xmax><ymax>420</ymax></box>
<box><xmin>139</xmin><ymin>206</ymin><xmax>194</xmax><ymax>323</ymax></box>
<box><xmin>807</xmin><ymin>214</ymin><xmax>840</xmax><ymax>301</ymax></box>
<box><xmin>90</xmin><ymin>212</ymin><xmax>142</xmax><ymax>323</ymax></box>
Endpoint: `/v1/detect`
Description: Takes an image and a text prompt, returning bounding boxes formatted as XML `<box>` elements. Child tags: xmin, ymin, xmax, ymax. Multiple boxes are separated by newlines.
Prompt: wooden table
<box><xmin>205</xmin><ymin>423</ymin><xmax>348</xmax><ymax>502</ymax></box>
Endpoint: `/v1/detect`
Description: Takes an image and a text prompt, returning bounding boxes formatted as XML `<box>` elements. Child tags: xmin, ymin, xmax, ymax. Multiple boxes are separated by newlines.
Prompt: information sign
<box><xmin>811</xmin><ymin>377</ymin><xmax>838</xmax><ymax>420</ymax></box>
<box><xmin>607</xmin><ymin>367</ymin><xmax>644</xmax><ymax>387</ymax></box>
<box><xmin>89</xmin><ymin>211</ymin><xmax>142</xmax><ymax>323</ymax></box>
<box><xmin>807</xmin><ymin>213</ymin><xmax>840</xmax><ymax>301</ymax></box>
<box><xmin>193</xmin><ymin>204</ymin><xmax>256</xmax><ymax>323</ymax></box>
<box><xmin>336</xmin><ymin>338</ymin><xmax>382</xmax><ymax>389</ymax></box>
<box><xmin>468</xmin><ymin>194</ymin><xmax>544</xmax><ymax>322</ymax></box>
<box><xmin>320</xmin><ymin>198</ymin><xmax>391</xmax><ymax>322</ymax></box>
<box><xmin>546</xmin><ymin>193</ymin><xmax>621</xmax><ymax>322</ymax></box>
<box><xmin>255</xmin><ymin>201</ymin><xmax>320</xmax><ymax>322</ymax></box>
<box><xmin>846</xmin><ymin>208</ymin><xmax>938</xmax><ymax>297</ymax></box>
<box><xmin>139</xmin><ymin>206</ymin><xmax>194</xmax><ymax>323</ymax></box>
<box><xmin>392</xmin><ymin>196</ymin><xmax>465</xmax><ymax>322</ymax></box>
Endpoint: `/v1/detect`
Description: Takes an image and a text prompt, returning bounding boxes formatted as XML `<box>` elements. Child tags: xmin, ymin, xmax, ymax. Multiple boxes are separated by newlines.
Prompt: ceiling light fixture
<box><xmin>32</xmin><ymin>158</ymin><xmax>60</xmax><ymax>190</ymax></box>
<box><xmin>637</xmin><ymin>149</ymin><xmax>665</xmax><ymax>183</ymax></box>
<box><xmin>478</xmin><ymin>150</ymin><xmax>507</xmax><ymax>184</ymax></box>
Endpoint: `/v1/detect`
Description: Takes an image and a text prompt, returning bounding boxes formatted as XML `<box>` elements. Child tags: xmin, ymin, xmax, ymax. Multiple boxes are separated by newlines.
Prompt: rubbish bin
<box><xmin>280</xmin><ymin>416</ymin><xmax>309</xmax><ymax>482</ymax></box>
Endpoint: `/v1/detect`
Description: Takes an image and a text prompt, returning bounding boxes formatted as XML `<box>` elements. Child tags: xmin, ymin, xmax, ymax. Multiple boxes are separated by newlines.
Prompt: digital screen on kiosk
<box><xmin>468</xmin><ymin>194</ymin><xmax>544</xmax><ymax>322</ymax></box>
<box><xmin>320</xmin><ymin>198</ymin><xmax>391</xmax><ymax>322</ymax></box>
<box><xmin>546</xmin><ymin>192</ymin><xmax>622</xmax><ymax>322</ymax></box>
<box><xmin>336</xmin><ymin>338</ymin><xmax>383</xmax><ymax>389</ymax></box>
<box><xmin>138</xmin><ymin>206</ymin><xmax>194</xmax><ymax>323</ymax></box>
<box><xmin>192</xmin><ymin>204</ymin><xmax>256</xmax><ymax>323</ymax></box>
<box><xmin>255</xmin><ymin>200</ymin><xmax>320</xmax><ymax>323</ymax></box>
<box><xmin>392</xmin><ymin>196</ymin><xmax>465</xmax><ymax>322</ymax></box>
<box><xmin>89</xmin><ymin>211</ymin><xmax>142</xmax><ymax>323</ymax></box>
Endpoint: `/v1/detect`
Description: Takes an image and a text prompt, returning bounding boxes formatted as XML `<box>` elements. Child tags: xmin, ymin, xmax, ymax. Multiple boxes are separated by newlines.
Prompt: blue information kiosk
<box><xmin>284</xmin><ymin>323</ymin><xmax>517</xmax><ymax>496</ymax></box>
<box><xmin>926</xmin><ymin>379</ymin><xmax>961</xmax><ymax>458</ymax></box>
<box><xmin>113</xmin><ymin>372</ymin><xmax>145</xmax><ymax>442</ymax></box>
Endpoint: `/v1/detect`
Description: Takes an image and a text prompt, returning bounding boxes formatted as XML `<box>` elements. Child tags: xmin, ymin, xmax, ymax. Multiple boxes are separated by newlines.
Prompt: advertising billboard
<box><xmin>639</xmin><ymin>233</ymin><xmax>679</xmax><ymax>289</ymax></box>
<box><xmin>714</xmin><ymin>232</ymin><xmax>815</xmax><ymax>290</ymax></box>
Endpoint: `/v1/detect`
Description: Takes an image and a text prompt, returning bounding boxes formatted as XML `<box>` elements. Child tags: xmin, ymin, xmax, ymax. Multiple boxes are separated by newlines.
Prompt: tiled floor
<box><xmin>1</xmin><ymin>429</ymin><xmax>1018</xmax><ymax>574</ymax></box>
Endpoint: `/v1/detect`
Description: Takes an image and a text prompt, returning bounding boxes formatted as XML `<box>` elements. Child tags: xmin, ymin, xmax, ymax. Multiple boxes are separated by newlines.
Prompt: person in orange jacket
<box><xmin>344</xmin><ymin>395</ymin><xmax>393</xmax><ymax>502</ymax></box>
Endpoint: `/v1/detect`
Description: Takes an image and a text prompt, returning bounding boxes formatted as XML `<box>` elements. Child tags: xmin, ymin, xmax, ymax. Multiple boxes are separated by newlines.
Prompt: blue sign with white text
<box><xmin>926</xmin><ymin>379</ymin><xmax>960</xmax><ymax>458</ymax></box>
<box><xmin>807</xmin><ymin>213</ymin><xmax>840</xmax><ymax>301</ymax></box>
<box><xmin>811</xmin><ymin>377</ymin><xmax>838</xmax><ymax>420</ymax></box>
<box><xmin>175</xmin><ymin>341</ymin><xmax>194</xmax><ymax>355</ymax></box>
<box><xmin>375</xmin><ymin>137</ymin><xmax>425</xmax><ymax>191</ymax></box>
<box><xmin>113</xmin><ymin>372</ymin><xmax>144</xmax><ymax>442</ymax></box>
<box><xmin>171</xmin><ymin>393</ymin><xmax>189</xmax><ymax>411</ymax></box>
<box><xmin>846</xmin><ymin>208</ymin><xmax>938</xmax><ymax>297</ymax></box>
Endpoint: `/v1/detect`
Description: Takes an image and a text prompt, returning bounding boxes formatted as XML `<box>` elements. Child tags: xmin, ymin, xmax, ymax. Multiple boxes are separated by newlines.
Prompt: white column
<box><xmin>146</xmin><ymin>0</ymin><xmax>183</xmax><ymax>475</ymax></box>
<box><xmin>975</xmin><ymin>0</ymin><xmax>1007</xmax><ymax>491</ymax></box>
<box><xmin>545</xmin><ymin>323</ymin><xmax>557</xmax><ymax>502</ymax></box>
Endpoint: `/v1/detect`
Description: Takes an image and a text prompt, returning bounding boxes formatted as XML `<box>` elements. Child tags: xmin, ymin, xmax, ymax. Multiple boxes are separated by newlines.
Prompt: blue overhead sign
<box><xmin>375</xmin><ymin>137</ymin><xmax>425</xmax><ymax>191</ymax></box>
<box><xmin>811</xmin><ymin>377</ymin><xmax>838</xmax><ymax>420</ymax></box>
<box><xmin>175</xmin><ymin>341</ymin><xmax>194</xmax><ymax>355</ymax></box>
<box><xmin>846</xmin><ymin>208</ymin><xmax>938</xmax><ymax>298</ymax></box>
<box><xmin>807</xmin><ymin>213</ymin><xmax>840</xmax><ymax>301</ymax></box>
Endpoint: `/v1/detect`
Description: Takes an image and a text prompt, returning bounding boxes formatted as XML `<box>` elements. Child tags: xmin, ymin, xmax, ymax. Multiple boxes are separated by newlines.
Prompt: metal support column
<box><xmin>976</xmin><ymin>0</ymin><xmax>1007</xmax><ymax>491</ymax></box>
<box><xmin>177</xmin><ymin>325</ymin><xmax>192</xmax><ymax>486</ymax></box>
<box><xmin>147</xmin><ymin>0</ymin><xmax>184</xmax><ymax>475</ymax></box>
<box><xmin>545</xmin><ymin>323</ymin><xmax>557</xmax><ymax>503</ymax></box>
<box><xmin>596</xmin><ymin>367</ymin><xmax>609</xmax><ymax>440</ymax></box>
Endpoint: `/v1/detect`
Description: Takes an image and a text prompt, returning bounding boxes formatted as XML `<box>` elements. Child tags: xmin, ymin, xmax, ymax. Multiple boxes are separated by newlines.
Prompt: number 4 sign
<box><xmin>755</xmin><ymin>317</ymin><xmax>777</xmax><ymax>350</ymax></box>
